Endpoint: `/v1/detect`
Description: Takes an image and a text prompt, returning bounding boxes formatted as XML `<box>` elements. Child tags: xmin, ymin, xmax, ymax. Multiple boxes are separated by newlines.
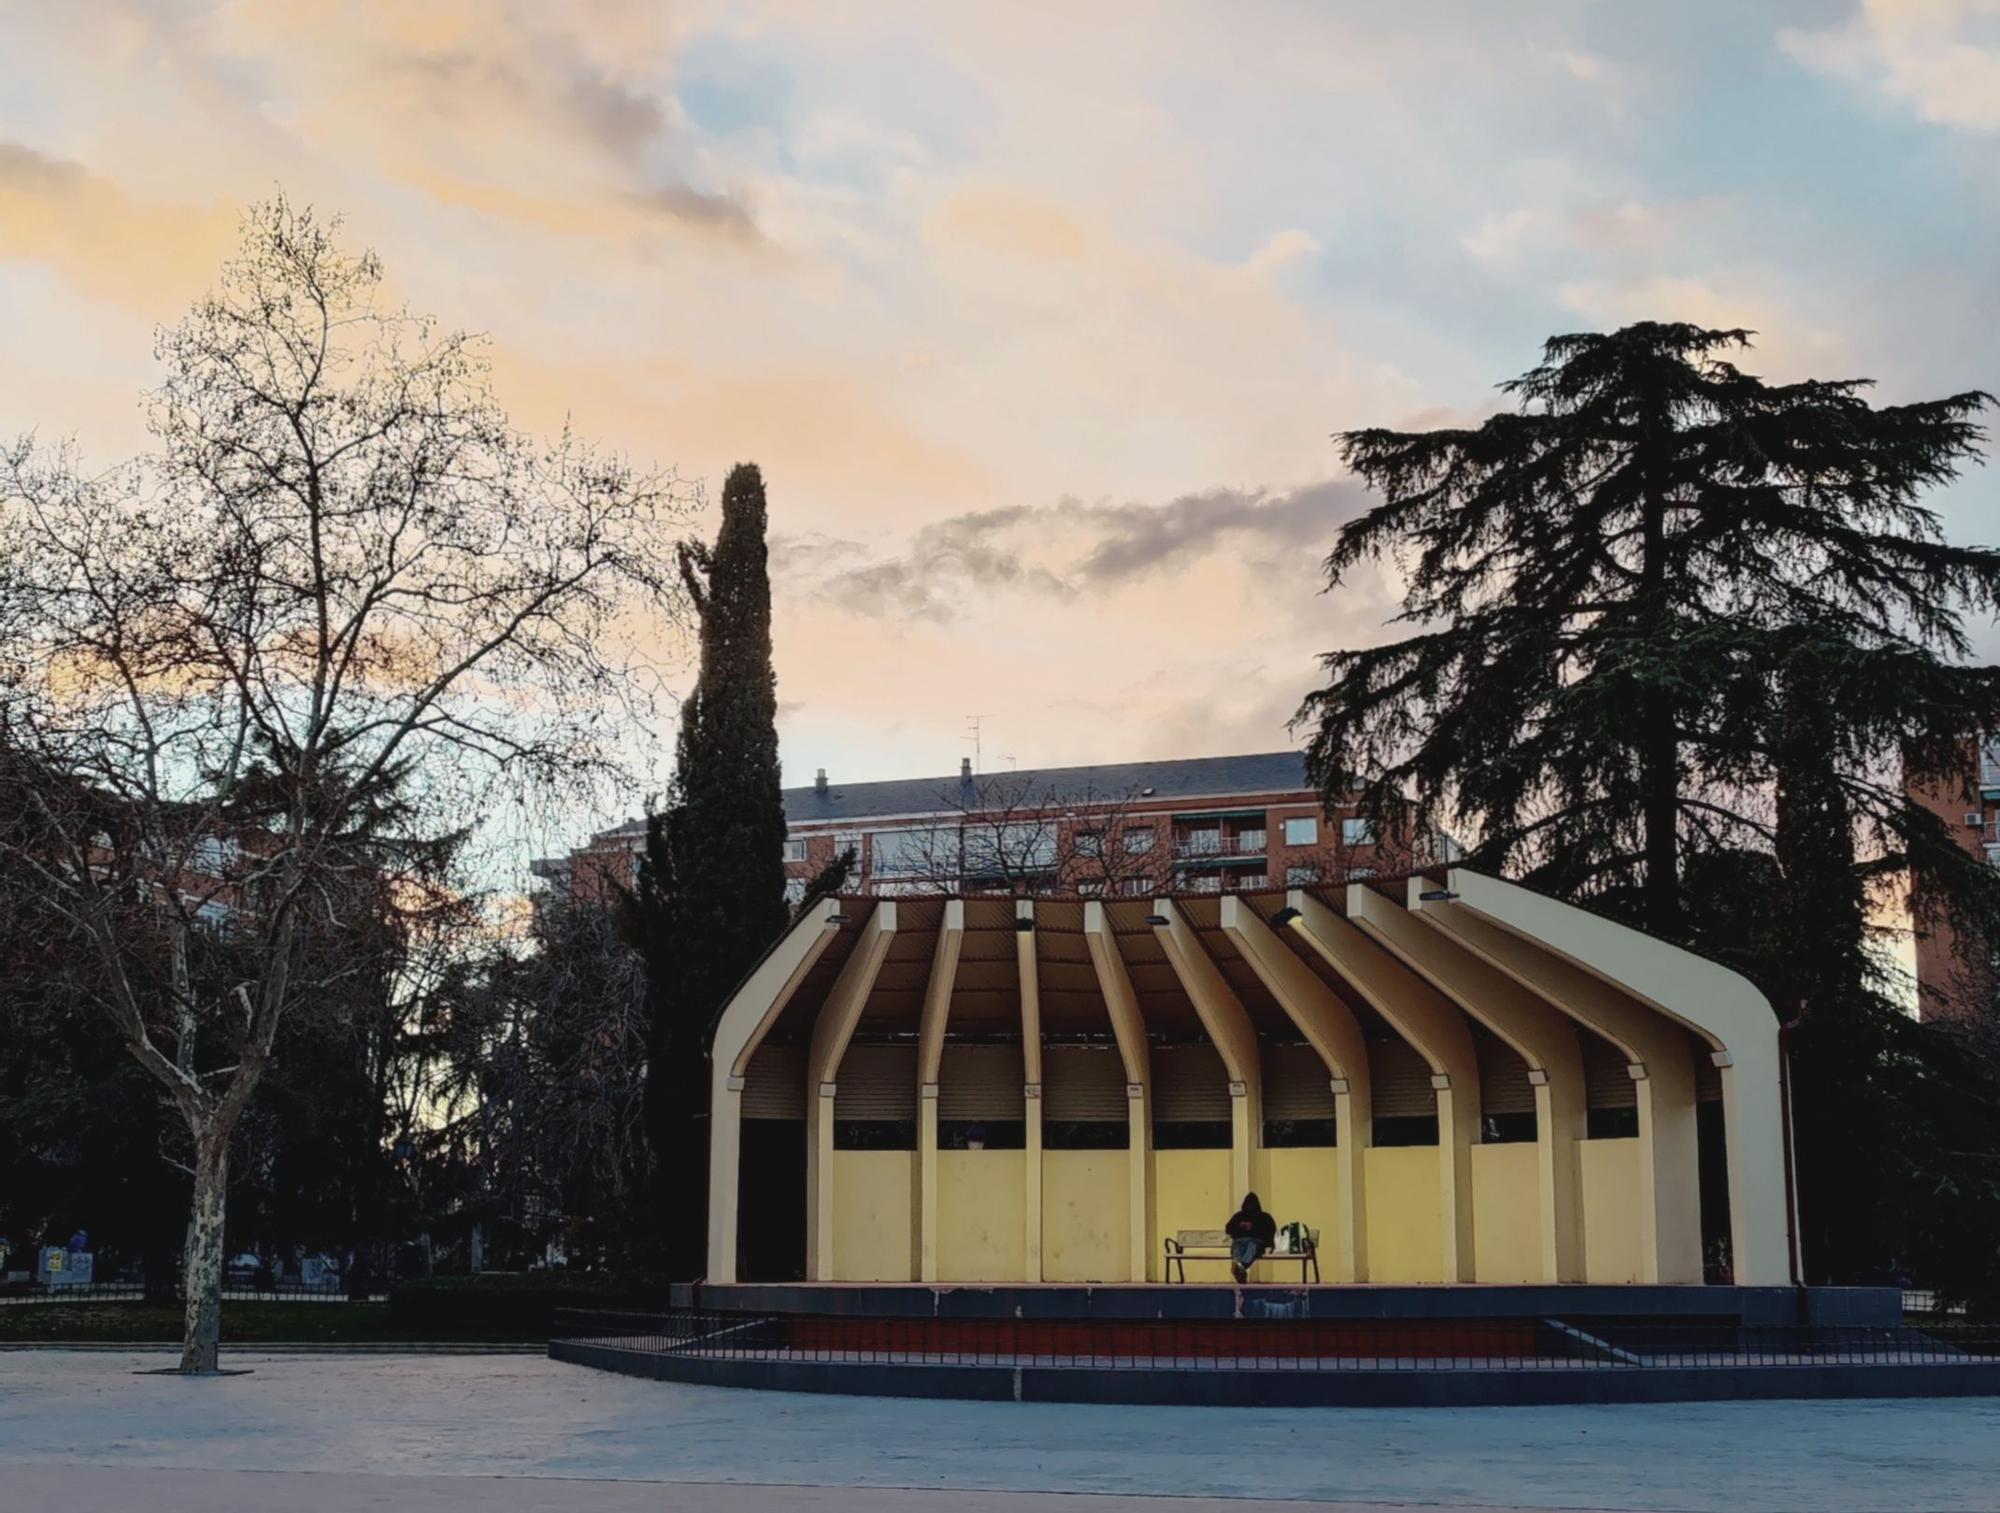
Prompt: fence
<box><xmin>1</xmin><ymin>1277</ymin><xmax>379</xmax><ymax>1305</ymax></box>
<box><xmin>550</xmin><ymin>1308</ymin><xmax>2000</xmax><ymax>1374</ymax></box>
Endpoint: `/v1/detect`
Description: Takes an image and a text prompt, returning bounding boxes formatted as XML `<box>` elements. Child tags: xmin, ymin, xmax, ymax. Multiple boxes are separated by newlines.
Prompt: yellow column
<box><xmin>916</xmin><ymin>901</ymin><xmax>966</xmax><ymax>1283</ymax></box>
<box><xmin>1350</xmin><ymin>883</ymin><xmax>1587</xmax><ymax>1283</ymax></box>
<box><xmin>805</xmin><ymin>901</ymin><xmax>899</xmax><ymax>1281</ymax></box>
<box><xmin>1413</xmin><ymin>895</ymin><xmax>1699</xmax><ymax>1284</ymax></box>
<box><xmin>1218</xmin><ymin>895</ymin><xmax>1371</xmax><ymax>1281</ymax></box>
<box><xmin>706</xmin><ymin>898</ymin><xmax>844</xmax><ymax>1284</ymax></box>
<box><xmin>1084</xmin><ymin>901</ymin><xmax>1152</xmax><ymax>1282</ymax></box>
<box><xmin>1017</xmin><ymin>900</ymin><xmax>1044</xmax><ymax>1282</ymax></box>
<box><xmin>1284</xmin><ymin>891</ymin><xmax>1480</xmax><ymax>1283</ymax></box>
<box><xmin>1151</xmin><ymin>900</ymin><xmax>1263</xmax><ymax>1203</ymax></box>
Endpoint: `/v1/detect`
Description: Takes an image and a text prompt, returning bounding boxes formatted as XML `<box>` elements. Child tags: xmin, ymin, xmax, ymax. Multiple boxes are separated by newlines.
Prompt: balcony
<box><xmin>1171</xmin><ymin>870</ymin><xmax>1269</xmax><ymax>895</ymax></box>
<box><xmin>1172</xmin><ymin>830</ymin><xmax>1266</xmax><ymax>862</ymax></box>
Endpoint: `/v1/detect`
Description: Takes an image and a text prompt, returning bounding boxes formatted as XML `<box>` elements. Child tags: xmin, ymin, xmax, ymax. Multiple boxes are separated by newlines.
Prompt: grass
<box><xmin>0</xmin><ymin>1301</ymin><xmax>544</xmax><ymax>1345</ymax></box>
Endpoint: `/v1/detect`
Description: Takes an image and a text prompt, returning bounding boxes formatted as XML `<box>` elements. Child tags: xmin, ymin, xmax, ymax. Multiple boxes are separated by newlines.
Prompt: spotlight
<box><xmin>1271</xmin><ymin>906</ymin><xmax>1302</xmax><ymax>927</ymax></box>
<box><xmin>1014</xmin><ymin>916</ymin><xmax>1036</xmax><ymax>933</ymax></box>
<box><xmin>825</xmin><ymin>912</ymin><xmax>851</xmax><ymax>925</ymax></box>
<box><xmin>1145</xmin><ymin>913</ymin><xmax>1172</xmax><ymax>927</ymax></box>
<box><xmin>1417</xmin><ymin>889</ymin><xmax>1458</xmax><ymax>903</ymax></box>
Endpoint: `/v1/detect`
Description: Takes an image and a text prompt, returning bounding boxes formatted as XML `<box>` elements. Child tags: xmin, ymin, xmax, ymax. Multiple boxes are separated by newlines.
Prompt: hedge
<box><xmin>387</xmin><ymin>1272</ymin><xmax>674</xmax><ymax>1335</ymax></box>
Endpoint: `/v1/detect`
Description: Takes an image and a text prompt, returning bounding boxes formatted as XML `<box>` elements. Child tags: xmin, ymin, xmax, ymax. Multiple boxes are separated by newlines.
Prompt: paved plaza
<box><xmin>3</xmin><ymin>1348</ymin><xmax>1997</xmax><ymax>1510</ymax></box>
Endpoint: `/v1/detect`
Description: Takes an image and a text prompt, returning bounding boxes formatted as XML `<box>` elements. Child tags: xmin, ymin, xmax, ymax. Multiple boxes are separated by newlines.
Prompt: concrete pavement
<box><xmin>2</xmin><ymin>1349</ymin><xmax>1995</xmax><ymax>1510</ymax></box>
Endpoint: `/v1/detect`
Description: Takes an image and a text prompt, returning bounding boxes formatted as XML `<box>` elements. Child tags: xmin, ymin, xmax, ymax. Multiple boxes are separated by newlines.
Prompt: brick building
<box><xmin>1908</xmin><ymin>735</ymin><xmax>2000</xmax><ymax>1020</ymax></box>
<box><xmin>535</xmin><ymin>751</ymin><xmax>1393</xmax><ymax>905</ymax></box>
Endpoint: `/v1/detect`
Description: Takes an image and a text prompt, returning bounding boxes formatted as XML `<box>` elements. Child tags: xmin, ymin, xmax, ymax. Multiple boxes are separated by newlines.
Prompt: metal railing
<box><xmin>1173</xmin><ymin>832</ymin><xmax>1266</xmax><ymax>860</ymax></box>
<box><xmin>551</xmin><ymin>1309</ymin><xmax>2000</xmax><ymax>1374</ymax></box>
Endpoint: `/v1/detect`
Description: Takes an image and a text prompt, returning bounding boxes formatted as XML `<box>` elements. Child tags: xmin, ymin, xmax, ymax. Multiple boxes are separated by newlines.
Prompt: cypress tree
<box><xmin>626</xmin><ymin>463</ymin><xmax>790</xmax><ymax>1278</ymax></box>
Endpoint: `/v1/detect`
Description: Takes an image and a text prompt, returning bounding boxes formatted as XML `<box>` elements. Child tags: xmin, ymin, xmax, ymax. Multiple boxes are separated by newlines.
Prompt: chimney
<box><xmin>960</xmin><ymin>757</ymin><xmax>973</xmax><ymax>781</ymax></box>
<box><xmin>815</xmin><ymin>768</ymin><xmax>828</xmax><ymax>794</ymax></box>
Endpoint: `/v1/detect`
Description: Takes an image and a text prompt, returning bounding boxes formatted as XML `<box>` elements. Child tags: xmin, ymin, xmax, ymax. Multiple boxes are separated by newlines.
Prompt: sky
<box><xmin>3</xmin><ymin>0</ymin><xmax>1998</xmax><ymax>857</ymax></box>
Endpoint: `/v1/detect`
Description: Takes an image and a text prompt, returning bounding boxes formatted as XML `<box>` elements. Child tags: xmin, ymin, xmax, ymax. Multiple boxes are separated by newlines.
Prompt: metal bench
<box><xmin>1163</xmin><ymin>1226</ymin><xmax>1320</xmax><ymax>1283</ymax></box>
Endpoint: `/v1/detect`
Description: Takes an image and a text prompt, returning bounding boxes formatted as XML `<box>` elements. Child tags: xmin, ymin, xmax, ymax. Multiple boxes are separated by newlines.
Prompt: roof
<box><xmin>779</xmin><ymin>750</ymin><xmax>1310</xmax><ymax>827</ymax></box>
<box><xmin>584</xmin><ymin>751</ymin><xmax>1314</xmax><ymax>845</ymax></box>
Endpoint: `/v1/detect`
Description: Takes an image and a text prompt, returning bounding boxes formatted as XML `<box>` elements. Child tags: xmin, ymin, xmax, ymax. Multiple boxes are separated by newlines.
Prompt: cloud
<box><xmin>814</xmin><ymin>505</ymin><xmax>1075</xmax><ymax>623</ymax></box>
<box><xmin>1781</xmin><ymin>1</ymin><xmax>2000</xmax><ymax>132</ymax></box>
<box><xmin>796</xmin><ymin>481</ymin><xmax>1367</xmax><ymax>624</ymax></box>
<box><xmin>1555</xmin><ymin>276</ymin><xmax>1848</xmax><ymax>378</ymax></box>
<box><xmin>0</xmin><ymin>140</ymin><xmax>235</xmax><ymax>310</ymax></box>
<box><xmin>208</xmin><ymin>0</ymin><xmax>760</xmax><ymax>242</ymax></box>
<box><xmin>1064</xmin><ymin>482</ymin><xmax>1365</xmax><ymax>583</ymax></box>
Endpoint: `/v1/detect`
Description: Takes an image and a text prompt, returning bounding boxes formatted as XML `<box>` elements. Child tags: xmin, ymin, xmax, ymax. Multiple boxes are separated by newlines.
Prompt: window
<box><xmin>783</xmin><ymin>878</ymin><xmax>807</xmax><ymax>905</ymax></box>
<box><xmin>868</xmin><ymin>828</ymin><xmax>941</xmax><ymax>877</ymax></box>
<box><xmin>189</xmin><ymin>835</ymin><xmax>240</xmax><ymax>873</ymax></box>
<box><xmin>1073</xmin><ymin>827</ymin><xmax>1105</xmax><ymax>857</ymax></box>
<box><xmin>1282</xmin><ymin>816</ymin><xmax>1318</xmax><ymax>846</ymax></box>
<box><xmin>1285</xmin><ymin>865</ymin><xmax>1320</xmax><ymax>886</ymax></box>
<box><xmin>1341</xmin><ymin>817</ymin><xmax>1376</xmax><ymax>846</ymax></box>
<box><xmin>782</xmin><ymin>837</ymin><xmax>807</xmax><ymax>862</ymax></box>
<box><xmin>1123</xmin><ymin>827</ymin><xmax>1155</xmax><ymax>854</ymax></box>
<box><xmin>1123</xmin><ymin>877</ymin><xmax>1153</xmax><ymax>897</ymax></box>
<box><xmin>964</xmin><ymin>821</ymin><xmax>1056</xmax><ymax>875</ymax></box>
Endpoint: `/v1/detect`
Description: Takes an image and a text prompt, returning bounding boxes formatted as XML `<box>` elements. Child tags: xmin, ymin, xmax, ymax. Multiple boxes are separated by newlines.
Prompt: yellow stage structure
<box><xmin>706</xmin><ymin>872</ymin><xmax>1795</xmax><ymax>1288</ymax></box>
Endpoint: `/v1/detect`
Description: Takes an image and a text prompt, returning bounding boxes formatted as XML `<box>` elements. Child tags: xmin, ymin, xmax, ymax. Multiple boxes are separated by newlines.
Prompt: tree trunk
<box><xmin>180</xmin><ymin>1132</ymin><xmax>228</xmax><ymax>1373</ymax></box>
<box><xmin>1639</xmin><ymin>701</ymin><xmax>1681</xmax><ymax>937</ymax></box>
<box><xmin>1636</xmin><ymin>455</ymin><xmax>1681</xmax><ymax>939</ymax></box>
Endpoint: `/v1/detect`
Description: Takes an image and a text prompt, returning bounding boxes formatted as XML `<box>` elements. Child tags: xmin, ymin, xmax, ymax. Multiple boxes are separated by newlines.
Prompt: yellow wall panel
<box><xmin>937</xmin><ymin>1150</ymin><xmax>1026</xmax><ymax>1281</ymax></box>
<box><xmin>1150</xmin><ymin>1148</ymin><xmax>1233</xmax><ymax>1282</ymax></box>
<box><xmin>1251</xmin><ymin>1146</ymin><xmax>1340</xmax><ymax>1276</ymax></box>
<box><xmin>830</xmin><ymin>1150</ymin><xmax>915</xmax><ymax>1281</ymax></box>
<box><xmin>1042</xmin><ymin>1150</ymin><xmax>1131</xmax><ymax>1281</ymax></box>
<box><xmin>1579</xmin><ymin>1137</ymin><xmax>1647</xmax><ymax>1283</ymax></box>
<box><xmin>1363</xmin><ymin>1146</ymin><xmax>1444</xmax><ymax>1282</ymax></box>
<box><xmin>1470</xmin><ymin>1142</ymin><xmax>1542</xmax><ymax>1283</ymax></box>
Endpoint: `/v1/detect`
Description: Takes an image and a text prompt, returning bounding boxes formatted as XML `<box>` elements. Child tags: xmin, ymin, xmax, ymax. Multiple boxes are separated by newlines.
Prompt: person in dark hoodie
<box><xmin>1225</xmin><ymin>1192</ymin><xmax>1277</xmax><ymax>1284</ymax></box>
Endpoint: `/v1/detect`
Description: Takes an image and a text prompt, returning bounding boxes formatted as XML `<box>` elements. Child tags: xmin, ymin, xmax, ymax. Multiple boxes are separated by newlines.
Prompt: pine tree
<box><xmin>625</xmin><ymin>463</ymin><xmax>791</xmax><ymax>1278</ymax></box>
<box><xmin>1301</xmin><ymin>323</ymin><xmax>2000</xmax><ymax>1296</ymax></box>
<box><xmin>1302</xmin><ymin>323</ymin><xmax>1999</xmax><ymax>936</ymax></box>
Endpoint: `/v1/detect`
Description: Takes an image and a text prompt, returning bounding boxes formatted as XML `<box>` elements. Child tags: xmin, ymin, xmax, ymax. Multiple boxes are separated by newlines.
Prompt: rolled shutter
<box><xmin>834</xmin><ymin>1043</ymin><xmax>917</xmax><ymax>1120</ymax></box>
<box><xmin>1150</xmin><ymin>1044</ymin><xmax>1231</xmax><ymax>1122</ymax></box>
<box><xmin>1261</xmin><ymin>1042</ymin><xmax>1334</xmax><ymax>1121</ymax></box>
<box><xmin>1369</xmin><ymin>1036</ymin><xmax>1435</xmax><ymax>1117</ymax></box>
<box><xmin>1582</xmin><ymin>1031</ymin><xmax>1637</xmax><ymax>1109</ymax></box>
<box><xmin>939</xmin><ymin>1044</ymin><xmax>1026</xmax><ymax>1119</ymax></box>
<box><xmin>1044</xmin><ymin>1045</ymin><xmax>1128</xmax><ymax>1121</ymax></box>
<box><xmin>742</xmin><ymin>1043</ymin><xmax>805</xmax><ymax>1119</ymax></box>
<box><xmin>1473</xmin><ymin>1023</ymin><xmax>1537</xmax><ymax>1116</ymax></box>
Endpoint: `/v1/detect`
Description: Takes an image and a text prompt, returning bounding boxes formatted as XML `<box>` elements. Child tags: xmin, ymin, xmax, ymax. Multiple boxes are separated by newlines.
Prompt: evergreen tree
<box><xmin>625</xmin><ymin>463</ymin><xmax>791</xmax><ymax>1278</ymax></box>
<box><xmin>1302</xmin><ymin>324</ymin><xmax>2000</xmax><ymax>1296</ymax></box>
<box><xmin>1302</xmin><ymin>323</ymin><xmax>1999</xmax><ymax>937</ymax></box>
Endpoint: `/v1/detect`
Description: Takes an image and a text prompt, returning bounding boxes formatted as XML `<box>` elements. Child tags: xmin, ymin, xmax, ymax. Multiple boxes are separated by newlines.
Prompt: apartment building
<box><xmin>1908</xmin><ymin>734</ymin><xmax>2000</xmax><ymax>1020</ymax></box>
<box><xmin>537</xmin><ymin>751</ymin><xmax>1392</xmax><ymax>904</ymax></box>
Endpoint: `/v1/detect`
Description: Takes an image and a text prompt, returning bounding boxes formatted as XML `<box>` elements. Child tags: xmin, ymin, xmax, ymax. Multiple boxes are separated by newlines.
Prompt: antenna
<box><xmin>1001</xmin><ymin>753</ymin><xmax>1017</xmax><ymax>771</ymax></box>
<box><xmin>963</xmin><ymin>714</ymin><xmax>983</xmax><ymax>774</ymax></box>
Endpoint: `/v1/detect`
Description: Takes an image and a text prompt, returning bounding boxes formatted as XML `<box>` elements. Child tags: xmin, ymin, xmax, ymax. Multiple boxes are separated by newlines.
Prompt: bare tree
<box><xmin>0</xmin><ymin>199</ymin><xmax>690</xmax><ymax>1371</ymax></box>
<box><xmin>869</xmin><ymin>773</ymin><xmax>1174</xmax><ymax>897</ymax></box>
